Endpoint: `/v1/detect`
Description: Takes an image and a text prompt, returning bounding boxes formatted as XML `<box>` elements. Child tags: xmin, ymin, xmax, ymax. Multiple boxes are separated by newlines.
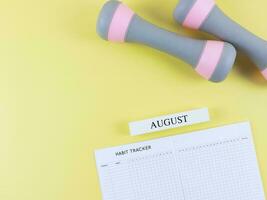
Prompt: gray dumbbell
<box><xmin>174</xmin><ymin>0</ymin><xmax>267</xmax><ymax>79</ymax></box>
<box><xmin>97</xmin><ymin>0</ymin><xmax>237</xmax><ymax>82</ymax></box>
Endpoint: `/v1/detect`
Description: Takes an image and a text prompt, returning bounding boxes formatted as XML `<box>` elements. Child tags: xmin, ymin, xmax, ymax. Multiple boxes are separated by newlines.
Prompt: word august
<box><xmin>150</xmin><ymin>115</ymin><xmax>188</xmax><ymax>129</ymax></box>
<box><xmin>115</xmin><ymin>146</ymin><xmax>151</xmax><ymax>157</ymax></box>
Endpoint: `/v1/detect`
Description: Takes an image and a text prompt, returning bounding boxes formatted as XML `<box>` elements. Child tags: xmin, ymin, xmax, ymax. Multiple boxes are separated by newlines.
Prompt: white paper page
<box><xmin>95</xmin><ymin>122</ymin><xmax>266</xmax><ymax>200</ymax></box>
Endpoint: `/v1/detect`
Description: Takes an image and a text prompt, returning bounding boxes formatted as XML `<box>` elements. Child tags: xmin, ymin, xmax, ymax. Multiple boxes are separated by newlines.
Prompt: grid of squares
<box><xmin>98</xmin><ymin>137</ymin><xmax>265</xmax><ymax>200</ymax></box>
<box><xmin>177</xmin><ymin>138</ymin><xmax>265</xmax><ymax>200</ymax></box>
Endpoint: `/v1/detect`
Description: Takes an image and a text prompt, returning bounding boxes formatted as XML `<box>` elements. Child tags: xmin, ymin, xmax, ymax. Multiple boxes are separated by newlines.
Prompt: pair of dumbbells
<box><xmin>97</xmin><ymin>0</ymin><xmax>267</xmax><ymax>82</ymax></box>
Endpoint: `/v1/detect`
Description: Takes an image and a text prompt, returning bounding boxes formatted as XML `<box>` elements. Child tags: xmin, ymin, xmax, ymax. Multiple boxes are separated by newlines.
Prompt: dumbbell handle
<box><xmin>126</xmin><ymin>15</ymin><xmax>204</xmax><ymax>67</ymax></box>
<box><xmin>174</xmin><ymin>0</ymin><xmax>267</xmax><ymax>78</ymax></box>
<box><xmin>200</xmin><ymin>6</ymin><xmax>267</xmax><ymax>72</ymax></box>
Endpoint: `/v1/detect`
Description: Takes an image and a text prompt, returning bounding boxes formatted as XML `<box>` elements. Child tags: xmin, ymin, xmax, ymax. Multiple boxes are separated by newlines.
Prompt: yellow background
<box><xmin>1</xmin><ymin>0</ymin><xmax>266</xmax><ymax>199</ymax></box>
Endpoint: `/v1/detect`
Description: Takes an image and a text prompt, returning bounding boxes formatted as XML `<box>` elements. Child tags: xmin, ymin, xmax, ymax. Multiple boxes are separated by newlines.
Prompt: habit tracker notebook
<box><xmin>95</xmin><ymin>122</ymin><xmax>266</xmax><ymax>200</ymax></box>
